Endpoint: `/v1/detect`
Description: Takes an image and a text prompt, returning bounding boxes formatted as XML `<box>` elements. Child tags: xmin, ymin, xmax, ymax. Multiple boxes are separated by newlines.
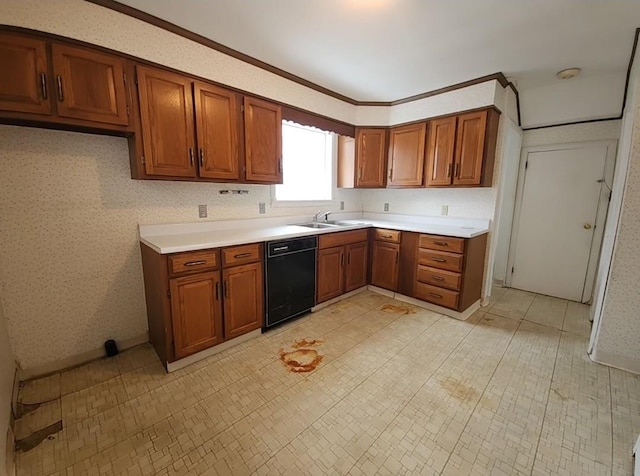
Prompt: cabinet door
<box><xmin>317</xmin><ymin>246</ymin><xmax>345</xmax><ymax>303</ymax></box>
<box><xmin>0</xmin><ymin>34</ymin><xmax>51</xmax><ymax>115</ymax></box>
<box><xmin>194</xmin><ymin>82</ymin><xmax>240</xmax><ymax>180</ymax></box>
<box><xmin>244</xmin><ymin>96</ymin><xmax>282</xmax><ymax>183</ymax></box>
<box><xmin>137</xmin><ymin>66</ymin><xmax>196</xmax><ymax>177</ymax></box>
<box><xmin>355</xmin><ymin>128</ymin><xmax>387</xmax><ymax>187</ymax></box>
<box><xmin>387</xmin><ymin>123</ymin><xmax>426</xmax><ymax>187</ymax></box>
<box><xmin>51</xmin><ymin>44</ymin><xmax>128</xmax><ymax>125</ymax></box>
<box><xmin>425</xmin><ymin>117</ymin><xmax>456</xmax><ymax>186</ymax></box>
<box><xmin>223</xmin><ymin>262</ymin><xmax>264</xmax><ymax>339</ymax></box>
<box><xmin>453</xmin><ymin>110</ymin><xmax>487</xmax><ymax>186</ymax></box>
<box><xmin>371</xmin><ymin>241</ymin><xmax>400</xmax><ymax>291</ymax></box>
<box><xmin>345</xmin><ymin>242</ymin><xmax>368</xmax><ymax>292</ymax></box>
<box><xmin>170</xmin><ymin>271</ymin><xmax>223</xmax><ymax>359</ymax></box>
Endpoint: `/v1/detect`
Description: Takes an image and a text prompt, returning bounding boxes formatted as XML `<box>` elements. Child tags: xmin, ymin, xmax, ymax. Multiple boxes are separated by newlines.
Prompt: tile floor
<box><xmin>14</xmin><ymin>288</ymin><xmax>640</xmax><ymax>475</ymax></box>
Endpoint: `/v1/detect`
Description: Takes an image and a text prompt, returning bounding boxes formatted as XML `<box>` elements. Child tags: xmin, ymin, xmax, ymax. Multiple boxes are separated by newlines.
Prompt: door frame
<box><xmin>506</xmin><ymin>140</ymin><xmax>617</xmax><ymax>303</ymax></box>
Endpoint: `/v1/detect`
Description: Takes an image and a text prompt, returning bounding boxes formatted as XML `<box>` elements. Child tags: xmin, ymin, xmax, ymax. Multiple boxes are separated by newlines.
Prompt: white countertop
<box><xmin>139</xmin><ymin>214</ymin><xmax>490</xmax><ymax>254</ymax></box>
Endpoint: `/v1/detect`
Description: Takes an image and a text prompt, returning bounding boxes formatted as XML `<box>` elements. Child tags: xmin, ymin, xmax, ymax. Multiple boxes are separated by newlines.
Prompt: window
<box><xmin>273</xmin><ymin>121</ymin><xmax>334</xmax><ymax>203</ymax></box>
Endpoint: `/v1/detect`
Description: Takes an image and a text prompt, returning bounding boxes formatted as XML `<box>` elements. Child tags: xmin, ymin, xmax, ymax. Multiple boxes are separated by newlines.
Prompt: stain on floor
<box><xmin>292</xmin><ymin>338</ymin><xmax>325</xmax><ymax>348</ymax></box>
<box><xmin>381</xmin><ymin>304</ymin><xmax>416</xmax><ymax>314</ymax></box>
<box><xmin>440</xmin><ymin>378</ymin><xmax>478</xmax><ymax>402</ymax></box>
<box><xmin>279</xmin><ymin>349</ymin><xmax>324</xmax><ymax>373</ymax></box>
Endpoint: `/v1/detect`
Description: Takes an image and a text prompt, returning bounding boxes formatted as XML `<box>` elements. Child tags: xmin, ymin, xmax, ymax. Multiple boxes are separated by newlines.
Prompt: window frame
<box><xmin>270</xmin><ymin>121</ymin><xmax>339</xmax><ymax>208</ymax></box>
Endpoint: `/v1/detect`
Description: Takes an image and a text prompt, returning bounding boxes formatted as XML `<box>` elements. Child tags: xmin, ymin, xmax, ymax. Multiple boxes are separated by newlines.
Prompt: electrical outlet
<box><xmin>441</xmin><ymin>205</ymin><xmax>449</xmax><ymax>216</ymax></box>
<box><xmin>198</xmin><ymin>205</ymin><xmax>207</xmax><ymax>218</ymax></box>
<box><xmin>340</xmin><ymin>201</ymin><xmax>344</xmax><ymax>210</ymax></box>
<box><xmin>259</xmin><ymin>202</ymin><xmax>266</xmax><ymax>214</ymax></box>
<box><xmin>384</xmin><ymin>203</ymin><xmax>389</xmax><ymax>212</ymax></box>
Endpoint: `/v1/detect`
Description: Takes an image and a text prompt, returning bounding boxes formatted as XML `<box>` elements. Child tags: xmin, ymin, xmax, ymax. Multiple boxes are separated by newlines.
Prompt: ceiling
<box><xmin>116</xmin><ymin>0</ymin><xmax>639</xmax><ymax>123</ymax></box>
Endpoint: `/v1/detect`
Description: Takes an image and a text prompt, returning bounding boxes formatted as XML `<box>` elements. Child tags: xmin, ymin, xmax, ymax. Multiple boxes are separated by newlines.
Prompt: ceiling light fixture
<box><xmin>556</xmin><ymin>68</ymin><xmax>582</xmax><ymax>80</ymax></box>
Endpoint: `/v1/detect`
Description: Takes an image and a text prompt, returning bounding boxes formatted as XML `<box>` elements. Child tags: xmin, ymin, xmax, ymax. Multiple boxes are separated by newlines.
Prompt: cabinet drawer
<box><xmin>222</xmin><ymin>243</ymin><xmax>262</xmax><ymax>267</ymax></box>
<box><xmin>416</xmin><ymin>265</ymin><xmax>462</xmax><ymax>291</ymax></box>
<box><xmin>418</xmin><ymin>248</ymin><xmax>463</xmax><ymax>272</ymax></box>
<box><xmin>319</xmin><ymin>229</ymin><xmax>368</xmax><ymax>249</ymax></box>
<box><xmin>415</xmin><ymin>282</ymin><xmax>459</xmax><ymax>309</ymax></box>
<box><xmin>373</xmin><ymin>228</ymin><xmax>401</xmax><ymax>243</ymax></box>
<box><xmin>419</xmin><ymin>234</ymin><xmax>465</xmax><ymax>254</ymax></box>
<box><xmin>169</xmin><ymin>249</ymin><xmax>219</xmax><ymax>275</ymax></box>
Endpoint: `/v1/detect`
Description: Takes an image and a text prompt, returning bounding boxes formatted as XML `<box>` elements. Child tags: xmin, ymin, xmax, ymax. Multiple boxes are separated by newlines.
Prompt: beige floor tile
<box><xmin>487</xmin><ymin>288</ymin><xmax>536</xmax><ymax>320</ymax></box>
<box><xmin>20</xmin><ymin>373</ymin><xmax>61</xmax><ymax>404</ymax></box>
<box><xmin>15</xmin><ymin>291</ymin><xmax>639</xmax><ymax>476</ymax></box>
<box><xmin>563</xmin><ymin>300</ymin><xmax>592</xmax><ymax>338</ymax></box>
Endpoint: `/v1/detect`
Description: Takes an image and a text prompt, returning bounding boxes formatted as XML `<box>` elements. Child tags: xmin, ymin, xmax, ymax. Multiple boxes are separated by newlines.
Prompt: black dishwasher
<box><xmin>265</xmin><ymin>236</ymin><xmax>317</xmax><ymax>328</ymax></box>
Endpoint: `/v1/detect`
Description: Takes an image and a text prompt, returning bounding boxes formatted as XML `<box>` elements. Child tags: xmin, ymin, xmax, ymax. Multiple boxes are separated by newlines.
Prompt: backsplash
<box><xmin>0</xmin><ymin>125</ymin><xmax>360</xmax><ymax>370</ymax></box>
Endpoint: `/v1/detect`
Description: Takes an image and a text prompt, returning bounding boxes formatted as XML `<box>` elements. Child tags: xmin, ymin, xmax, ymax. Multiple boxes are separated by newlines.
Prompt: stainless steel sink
<box><xmin>324</xmin><ymin>220</ymin><xmax>362</xmax><ymax>226</ymax></box>
<box><xmin>296</xmin><ymin>223</ymin><xmax>339</xmax><ymax>229</ymax></box>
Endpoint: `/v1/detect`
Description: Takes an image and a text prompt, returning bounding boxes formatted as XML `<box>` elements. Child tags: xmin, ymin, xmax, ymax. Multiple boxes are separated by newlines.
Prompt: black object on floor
<box><xmin>104</xmin><ymin>339</ymin><xmax>118</xmax><ymax>357</ymax></box>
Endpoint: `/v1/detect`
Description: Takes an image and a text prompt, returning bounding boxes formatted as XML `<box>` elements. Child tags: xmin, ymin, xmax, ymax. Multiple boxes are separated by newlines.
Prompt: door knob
<box><xmin>584</xmin><ymin>223</ymin><xmax>593</xmax><ymax>230</ymax></box>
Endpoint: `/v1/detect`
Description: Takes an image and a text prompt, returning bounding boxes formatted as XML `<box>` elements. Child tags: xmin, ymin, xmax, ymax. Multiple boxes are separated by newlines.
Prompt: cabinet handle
<box><xmin>454</xmin><ymin>163</ymin><xmax>460</xmax><ymax>178</ymax></box>
<box><xmin>278</xmin><ymin>160</ymin><xmax>282</xmax><ymax>173</ymax></box>
<box><xmin>215</xmin><ymin>281</ymin><xmax>220</xmax><ymax>300</ymax></box>
<box><xmin>381</xmin><ymin>235</ymin><xmax>392</xmax><ymax>239</ymax></box>
<box><xmin>395</xmin><ymin>251</ymin><xmax>399</xmax><ymax>264</ymax></box>
<box><xmin>428</xmin><ymin>293</ymin><xmax>443</xmax><ymax>299</ymax></box>
<box><xmin>224</xmin><ymin>280</ymin><xmax>229</xmax><ymax>298</ymax></box>
<box><xmin>340</xmin><ymin>253</ymin><xmax>344</xmax><ymax>267</ymax></box>
<box><xmin>184</xmin><ymin>260</ymin><xmax>206</xmax><ymax>267</ymax></box>
<box><xmin>56</xmin><ymin>75</ymin><xmax>64</xmax><ymax>102</ymax></box>
<box><xmin>234</xmin><ymin>252</ymin><xmax>252</xmax><ymax>259</ymax></box>
<box><xmin>431</xmin><ymin>275</ymin><xmax>445</xmax><ymax>281</ymax></box>
<box><xmin>199</xmin><ymin>148</ymin><xmax>204</xmax><ymax>167</ymax></box>
<box><xmin>40</xmin><ymin>73</ymin><xmax>48</xmax><ymax>100</ymax></box>
<box><xmin>273</xmin><ymin>246</ymin><xmax>288</xmax><ymax>252</ymax></box>
<box><xmin>347</xmin><ymin>252</ymin><xmax>351</xmax><ymax>265</ymax></box>
<box><xmin>447</xmin><ymin>163</ymin><xmax>452</xmax><ymax>178</ymax></box>
<box><xmin>434</xmin><ymin>241</ymin><xmax>448</xmax><ymax>246</ymax></box>
<box><xmin>431</xmin><ymin>258</ymin><xmax>446</xmax><ymax>263</ymax></box>
<box><xmin>189</xmin><ymin>148</ymin><xmax>194</xmax><ymax>166</ymax></box>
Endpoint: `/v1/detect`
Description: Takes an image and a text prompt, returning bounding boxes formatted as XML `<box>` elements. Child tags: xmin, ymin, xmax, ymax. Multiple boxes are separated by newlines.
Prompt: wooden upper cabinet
<box><xmin>51</xmin><ymin>44</ymin><xmax>128</xmax><ymax>125</ymax></box>
<box><xmin>194</xmin><ymin>82</ymin><xmax>240</xmax><ymax>180</ymax></box>
<box><xmin>387</xmin><ymin>122</ymin><xmax>426</xmax><ymax>187</ymax></box>
<box><xmin>453</xmin><ymin>110</ymin><xmax>488</xmax><ymax>186</ymax></box>
<box><xmin>425</xmin><ymin>116</ymin><xmax>456</xmax><ymax>186</ymax></box>
<box><xmin>355</xmin><ymin>128</ymin><xmax>387</xmax><ymax>188</ymax></box>
<box><xmin>244</xmin><ymin>96</ymin><xmax>282</xmax><ymax>183</ymax></box>
<box><xmin>170</xmin><ymin>271</ymin><xmax>223</xmax><ymax>359</ymax></box>
<box><xmin>223</xmin><ymin>262</ymin><xmax>264</xmax><ymax>339</ymax></box>
<box><xmin>0</xmin><ymin>33</ymin><xmax>51</xmax><ymax>115</ymax></box>
<box><xmin>136</xmin><ymin>66</ymin><xmax>196</xmax><ymax>177</ymax></box>
<box><xmin>337</xmin><ymin>135</ymin><xmax>356</xmax><ymax>188</ymax></box>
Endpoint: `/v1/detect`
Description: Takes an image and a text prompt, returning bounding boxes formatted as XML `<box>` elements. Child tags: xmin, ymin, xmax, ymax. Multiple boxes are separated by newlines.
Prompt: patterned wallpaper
<box><xmin>0</xmin><ymin>126</ymin><xmax>362</xmax><ymax>369</ymax></box>
<box><xmin>594</xmin><ymin>79</ymin><xmax>640</xmax><ymax>372</ymax></box>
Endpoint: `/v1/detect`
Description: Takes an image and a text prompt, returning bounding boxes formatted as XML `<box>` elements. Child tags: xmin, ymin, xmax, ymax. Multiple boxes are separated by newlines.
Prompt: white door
<box><xmin>509</xmin><ymin>143</ymin><xmax>609</xmax><ymax>302</ymax></box>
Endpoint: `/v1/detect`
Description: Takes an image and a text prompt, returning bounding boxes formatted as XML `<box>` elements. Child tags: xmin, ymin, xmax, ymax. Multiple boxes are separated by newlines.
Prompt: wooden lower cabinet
<box><xmin>317</xmin><ymin>247</ymin><xmax>344</xmax><ymax>303</ymax></box>
<box><xmin>223</xmin><ymin>262</ymin><xmax>264</xmax><ymax>339</ymax></box>
<box><xmin>345</xmin><ymin>242</ymin><xmax>368</xmax><ymax>292</ymax></box>
<box><xmin>370</xmin><ymin>240</ymin><xmax>400</xmax><ymax>291</ymax></box>
<box><xmin>140</xmin><ymin>243</ymin><xmax>264</xmax><ymax>367</ymax></box>
<box><xmin>170</xmin><ymin>271</ymin><xmax>223</xmax><ymax>359</ymax></box>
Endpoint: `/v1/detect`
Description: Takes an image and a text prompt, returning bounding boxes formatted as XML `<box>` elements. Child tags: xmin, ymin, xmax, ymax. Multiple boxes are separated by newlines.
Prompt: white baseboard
<box><xmin>19</xmin><ymin>333</ymin><xmax>149</xmax><ymax>381</ymax></box>
<box><xmin>589</xmin><ymin>349</ymin><xmax>640</xmax><ymax>375</ymax></box>
<box><xmin>367</xmin><ymin>286</ymin><xmax>480</xmax><ymax>321</ymax></box>
<box><xmin>166</xmin><ymin>329</ymin><xmax>262</xmax><ymax>373</ymax></box>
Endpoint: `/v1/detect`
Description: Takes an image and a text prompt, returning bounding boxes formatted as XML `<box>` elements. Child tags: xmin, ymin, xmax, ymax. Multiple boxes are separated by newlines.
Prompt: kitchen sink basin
<box><xmin>324</xmin><ymin>220</ymin><xmax>364</xmax><ymax>226</ymax></box>
<box><xmin>297</xmin><ymin>223</ymin><xmax>339</xmax><ymax>229</ymax></box>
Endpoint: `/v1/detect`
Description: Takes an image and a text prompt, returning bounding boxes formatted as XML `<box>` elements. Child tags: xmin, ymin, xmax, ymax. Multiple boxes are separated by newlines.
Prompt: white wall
<box><xmin>590</xmin><ymin>46</ymin><xmax>640</xmax><ymax>374</ymax></box>
<box><xmin>0</xmin><ymin>295</ymin><xmax>16</xmax><ymax>476</ymax></box>
<box><xmin>519</xmin><ymin>72</ymin><xmax>626</xmax><ymax>128</ymax></box>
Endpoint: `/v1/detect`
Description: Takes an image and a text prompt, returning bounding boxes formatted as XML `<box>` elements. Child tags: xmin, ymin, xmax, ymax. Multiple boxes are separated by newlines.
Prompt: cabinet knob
<box><xmin>584</xmin><ymin>223</ymin><xmax>593</xmax><ymax>230</ymax></box>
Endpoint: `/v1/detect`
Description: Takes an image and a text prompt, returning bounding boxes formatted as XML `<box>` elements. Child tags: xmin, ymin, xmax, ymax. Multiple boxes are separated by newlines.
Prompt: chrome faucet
<box><xmin>313</xmin><ymin>211</ymin><xmax>332</xmax><ymax>223</ymax></box>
